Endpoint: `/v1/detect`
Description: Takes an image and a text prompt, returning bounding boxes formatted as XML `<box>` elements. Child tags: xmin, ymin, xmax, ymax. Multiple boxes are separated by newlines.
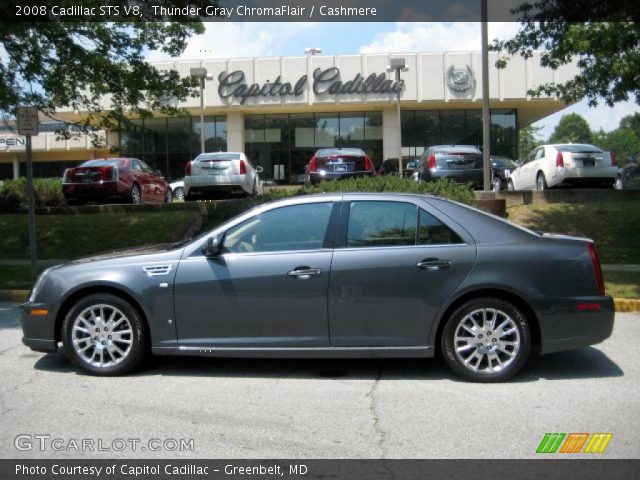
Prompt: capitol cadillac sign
<box><xmin>218</xmin><ymin>67</ymin><xmax>405</xmax><ymax>104</ymax></box>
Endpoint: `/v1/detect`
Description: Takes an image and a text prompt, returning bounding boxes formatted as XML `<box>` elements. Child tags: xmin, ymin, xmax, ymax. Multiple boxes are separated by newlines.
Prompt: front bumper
<box><xmin>19</xmin><ymin>302</ymin><xmax>57</xmax><ymax>353</ymax></box>
<box><xmin>535</xmin><ymin>295</ymin><xmax>615</xmax><ymax>354</ymax></box>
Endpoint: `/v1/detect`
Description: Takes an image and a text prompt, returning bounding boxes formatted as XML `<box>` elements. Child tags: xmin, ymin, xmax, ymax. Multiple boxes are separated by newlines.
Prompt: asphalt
<box><xmin>0</xmin><ymin>303</ymin><xmax>638</xmax><ymax>459</ymax></box>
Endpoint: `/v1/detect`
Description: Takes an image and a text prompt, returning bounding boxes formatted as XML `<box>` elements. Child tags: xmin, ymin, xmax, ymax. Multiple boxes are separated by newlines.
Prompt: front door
<box><xmin>174</xmin><ymin>201</ymin><xmax>338</xmax><ymax>348</ymax></box>
<box><xmin>328</xmin><ymin>200</ymin><xmax>476</xmax><ymax>347</ymax></box>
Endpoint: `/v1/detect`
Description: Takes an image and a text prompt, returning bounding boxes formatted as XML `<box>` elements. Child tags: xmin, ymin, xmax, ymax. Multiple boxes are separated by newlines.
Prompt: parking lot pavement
<box><xmin>0</xmin><ymin>302</ymin><xmax>638</xmax><ymax>459</ymax></box>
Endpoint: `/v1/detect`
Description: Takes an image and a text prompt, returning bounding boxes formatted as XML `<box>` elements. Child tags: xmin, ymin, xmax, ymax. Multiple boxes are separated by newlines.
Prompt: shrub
<box><xmin>0</xmin><ymin>177</ymin><xmax>66</xmax><ymax>212</ymax></box>
<box><xmin>303</xmin><ymin>176</ymin><xmax>475</xmax><ymax>204</ymax></box>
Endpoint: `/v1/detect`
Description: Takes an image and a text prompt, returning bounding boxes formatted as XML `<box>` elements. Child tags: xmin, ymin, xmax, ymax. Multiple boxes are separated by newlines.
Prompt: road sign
<box><xmin>17</xmin><ymin>107</ymin><xmax>39</xmax><ymax>136</ymax></box>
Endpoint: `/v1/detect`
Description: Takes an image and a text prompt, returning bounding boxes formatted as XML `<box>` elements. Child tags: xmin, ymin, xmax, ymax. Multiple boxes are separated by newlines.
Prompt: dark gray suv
<box><xmin>20</xmin><ymin>193</ymin><xmax>613</xmax><ymax>382</ymax></box>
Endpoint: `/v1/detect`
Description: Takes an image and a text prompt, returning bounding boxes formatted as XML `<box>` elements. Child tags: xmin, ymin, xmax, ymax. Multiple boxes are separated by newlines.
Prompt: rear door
<box><xmin>328</xmin><ymin>197</ymin><xmax>476</xmax><ymax>347</ymax></box>
<box><xmin>131</xmin><ymin>160</ymin><xmax>153</xmax><ymax>203</ymax></box>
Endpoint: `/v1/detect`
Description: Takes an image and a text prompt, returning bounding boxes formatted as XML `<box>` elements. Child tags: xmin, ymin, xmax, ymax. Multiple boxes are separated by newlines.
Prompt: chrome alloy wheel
<box><xmin>71</xmin><ymin>304</ymin><xmax>133</xmax><ymax>368</ymax></box>
<box><xmin>453</xmin><ymin>308</ymin><xmax>521</xmax><ymax>374</ymax></box>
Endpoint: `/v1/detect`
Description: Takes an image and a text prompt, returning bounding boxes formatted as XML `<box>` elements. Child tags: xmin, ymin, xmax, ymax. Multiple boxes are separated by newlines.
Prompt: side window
<box><xmin>223</xmin><ymin>202</ymin><xmax>333</xmax><ymax>253</ymax></box>
<box><xmin>347</xmin><ymin>201</ymin><xmax>417</xmax><ymax>248</ymax></box>
<box><xmin>418</xmin><ymin>209</ymin><xmax>463</xmax><ymax>245</ymax></box>
<box><xmin>535</xmin><ymin>148</ymin><xmax>545</xmax><ymax>160</ymax></box>
<box><xmin>131</xmin><ymin>160</ymin><xmax>143</xmax><ymax>172</ymax></box>
<box><xmin>139</xmin><ymin>161</ymin><xmax>155</xmax><ymax>174</ymax></box>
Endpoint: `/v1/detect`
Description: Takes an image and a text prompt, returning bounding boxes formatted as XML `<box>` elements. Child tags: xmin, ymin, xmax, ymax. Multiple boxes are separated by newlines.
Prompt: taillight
<box><xmin>309</xmin><ymin>156</ymin><xmax>317</xmax><ymax>172</ymax></box>
<box><xmin>611</xmin><ymin>152</ymin><xmax>617</xmax><ymax>167</ymax></box>
<box><xmin>185</xmin><ymin>161</ymin><xmax>192</xmax><ymax>176</ymax></box>
<box><xmin>587</xmin><ymin>243</ymin><xmax>605</xmax><ymax>296</ymax></box>
<box><xmin>365</xmin><ymin>155</ymin><xmax>373</xmax><ymax>172</ymax></box>
<box><xmin>556</xmin><ymin>151</ymin><xmax>564</xmax><ymax>168</ymax></box>
<box><xmin>96</xmin><ymin>166</ymin><xmax>114</xmax><ymax>181</ymax></box>
<box><xmin>428</xmin><ymin>154</ymin><xmax>436</xmax><ymax>170</ymax></box>
<box><xmin>239</xmin><ymin>160</ymin><xmax>247</xmax><ymax>175</ymax></box>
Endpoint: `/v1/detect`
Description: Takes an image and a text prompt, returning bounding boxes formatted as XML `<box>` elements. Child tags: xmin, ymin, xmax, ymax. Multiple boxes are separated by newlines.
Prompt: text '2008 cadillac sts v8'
<box><xmin>20</xmin><ymin>193</ymin><xmax>614</xmax><ymax>382</ymax></box>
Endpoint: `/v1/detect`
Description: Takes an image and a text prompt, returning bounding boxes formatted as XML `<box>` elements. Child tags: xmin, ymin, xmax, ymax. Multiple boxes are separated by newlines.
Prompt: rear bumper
<box><xmin>184</xmin><ymin>174</ymin><xmax>249</xmax><ymax>195</ymax></box>
<box><xmin>422</xmin><ymin>170</ymin><xmax>483</xmax><ymax>187</ymax></box>
<box><xmin>534</xmin><ymin>295</ymin><xmax>615</xmax><ymax>354</ymax></box>
<box><xmin>552</xmin><ymin>167</ymin><xmax>617</xmax><ymax>186</ymax></box>
<box><xmin>19</xmin><ymin>302</ymin><xmax>57</xmax><ymax>353</ymax></box>
<box><xmin>309</xmin><ymin>171</ymin><xmax>373</xmax><ymax>185</ymax></box>
<box><xmin>62</xmin><ymin>181</ymin><xmax>126</xmax><ymax>200</ymax></box>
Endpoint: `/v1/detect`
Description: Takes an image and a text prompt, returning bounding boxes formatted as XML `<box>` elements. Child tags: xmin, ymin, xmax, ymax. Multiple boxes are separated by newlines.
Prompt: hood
<box><xmin>66</xmin><ymin>243</ymin><xmax>179</xmax><ymax>265</ymax></box>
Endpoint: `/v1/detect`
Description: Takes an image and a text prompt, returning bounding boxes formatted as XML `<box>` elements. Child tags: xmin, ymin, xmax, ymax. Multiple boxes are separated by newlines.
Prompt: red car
<box><xmin>62</xmin><ymin>158</ymin><xmax>171</xmax><ymax>205</ymax></box>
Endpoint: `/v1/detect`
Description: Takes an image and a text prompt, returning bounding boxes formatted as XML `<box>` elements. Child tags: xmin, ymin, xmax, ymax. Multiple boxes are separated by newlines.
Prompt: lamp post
<box><xmin>481</xmin><ymin>0</ymin><xmax>491</xmax><ymax>191</ymax></box>
<box><xmin>304</xmin><ymin>47</ymin><xmax>322</xmax><ymax>56</ymax></box>
<box><xmin>190</xmin><ymin>67</ymin><xmax>212</xmax><ymax>154</ymax></box>
<box><xmin>387</xmin><ymin>58</ymin><xmax>408</xmax><ymax>177</ymax></box>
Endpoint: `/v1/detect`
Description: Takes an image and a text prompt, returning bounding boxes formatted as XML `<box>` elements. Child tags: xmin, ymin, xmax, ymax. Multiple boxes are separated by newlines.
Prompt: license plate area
<box><xmin>583</xmin><ymin>160</ymin><xmax>595</xmax><ymax>167</ymax></box>
<box><xmin>334</xmin><ymin>164</ymin><xmax>348</xmax><ymax>172</ymax></box>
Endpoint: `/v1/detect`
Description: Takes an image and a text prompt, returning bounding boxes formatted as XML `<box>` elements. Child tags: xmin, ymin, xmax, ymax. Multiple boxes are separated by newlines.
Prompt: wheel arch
<box><xmin>54</xmin><ymin>285</ymin><xmax>151</xmax><ymax>348</ymax></box>
<box><xmin>432</xmin><ymin>288</ymin><xmax>541</xmax><ymax>356</ymax></box>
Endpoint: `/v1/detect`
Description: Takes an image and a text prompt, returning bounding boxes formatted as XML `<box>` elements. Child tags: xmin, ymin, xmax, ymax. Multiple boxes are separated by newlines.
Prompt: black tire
<box><xmin>536</xmin><ymin>172</ymin><xmax>548</xmax><ymax>191</ymax></box>
<box><xmin>130</xmin><ymin>184</ymin><xmax>142</xmax><ymax>204</ymax></box>
<box><xmin>61</xmin><ymin>293</ymin><xmax>147</xmax><ymax>376</ymax></box>
<box><xmin>173</xmin><ymin>186</ymin><xmax>185</xmax><ymax>200</ymax></box>
<box><xmin>614</xmin><ymin>177</ymin><xmax>624</xmax><ymax>190</ymax></box>
<box><xmin>441</xmin><ymin>297</ymin><xmax>531</xmax><ymax>382</ymax></box>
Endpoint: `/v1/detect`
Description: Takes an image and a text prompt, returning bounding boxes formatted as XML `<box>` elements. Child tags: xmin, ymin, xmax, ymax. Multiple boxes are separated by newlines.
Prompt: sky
<box><xmin>146</xmin><ymin>22</ymin><xmax>639</xmax><ymax>140</ymax></box>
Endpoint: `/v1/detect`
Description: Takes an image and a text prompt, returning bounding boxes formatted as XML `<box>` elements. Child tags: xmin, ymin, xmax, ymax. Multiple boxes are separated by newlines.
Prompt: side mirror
<box><xmin>256</xmin><ymin>166</ymin><xmax>264</xmax><ymax>173</ymax></box>
<box><xmin>202</xmin><ymin>236</ymin><xmax>222</xmax><ymax>257</ymax></box>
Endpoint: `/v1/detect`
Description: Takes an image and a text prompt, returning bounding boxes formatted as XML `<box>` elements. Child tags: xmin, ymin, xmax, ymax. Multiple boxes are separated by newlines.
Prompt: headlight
<box><xmin>28</xmin><ymin>267</ymin><xmax>52</xmax><ymax>302</ymax></box>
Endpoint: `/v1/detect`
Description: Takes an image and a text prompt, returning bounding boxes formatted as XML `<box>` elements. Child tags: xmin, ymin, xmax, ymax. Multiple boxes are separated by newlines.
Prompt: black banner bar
<box><xmin>2</xmin><ymin>459</ymin><xmax>640</xmax><ymax>480</ymax></box>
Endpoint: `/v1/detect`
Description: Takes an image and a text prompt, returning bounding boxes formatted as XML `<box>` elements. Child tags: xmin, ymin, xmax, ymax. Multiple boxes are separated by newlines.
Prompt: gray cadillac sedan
<box><xmin>20</xmin><ymin>193</ymin><xmax>614</xmax><ymax>382</ymax></box>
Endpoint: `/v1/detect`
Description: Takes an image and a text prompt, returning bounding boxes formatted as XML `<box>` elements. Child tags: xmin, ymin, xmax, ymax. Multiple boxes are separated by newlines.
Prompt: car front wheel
<box><xmin>492</xmin><ymin>177</ymin><xmax>503</xmax><ymax>191</ymax></box>
<box><xmin>61</xmin><ymin>293</ymin><xmax>147</xmax><ymax>376</ymax></box>
<box><xmin>441</xmin><ymin>297</ymin><xmax>531</xmax><ymax>382</ymax></box>
<box><xmin>507</xmin><ymin>179</ymin><xmax>515</xmax><ymax>191</ymax></box>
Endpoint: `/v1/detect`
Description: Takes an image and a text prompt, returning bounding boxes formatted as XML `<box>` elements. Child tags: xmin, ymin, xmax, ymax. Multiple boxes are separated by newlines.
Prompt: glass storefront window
<box><xmin>314</xmin><ymin>114</ymin><xmax>339</xmax><ymax>147</ymax></box>
<box><xmin>338</xmin><ymin>114</ymin><xmax>365</xmax><ymax>144</ymax></box>
<box><xmin>192</xmin><ymin>116</ymin><xmax>228</xmax><ymax>153</ymax></box>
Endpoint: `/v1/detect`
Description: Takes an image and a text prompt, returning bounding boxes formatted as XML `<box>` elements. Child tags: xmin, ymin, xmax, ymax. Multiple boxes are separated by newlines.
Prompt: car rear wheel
<box><xmin>441</xmin><ymin>297</ymin><xmax>531</xmax><ymax>382</ymax></box>
<box><xmin>536</xmin><ymin>172</ymin><xmax>548</xmax><ymax>191</ymax></box>
<box><xmin>130</xmin><ymin>184</ymin><xmax>141</xmax><ymax>204</ymax></box>
<box><xmin>173</xmin><ymin>187</ymin><xmax>185</xmax><ymax>200</ymax></box>
<box><xmin>61</xmin><ymin>293</ymin><xmax>147</xmax><ymax>376</ymax></box>
<box><xmin>615</xmin><ymin>177</ymin><xmax>624</xmax><ymax>190</ymax></box>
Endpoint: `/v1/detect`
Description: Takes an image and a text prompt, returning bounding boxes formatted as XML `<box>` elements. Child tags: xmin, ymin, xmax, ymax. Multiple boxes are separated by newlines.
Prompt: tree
<box><xmin>0</xmin><ymin>1</ymin><xmax>218</xmax><ymax>144</ymax></box>
<box><xmin>596</xmin><ymin>128</ymin><xmax>640</xmax><ymax>164</ymax></box>
<box><xmin>549</xmin><ymin>113</ymin><xmax>593</xmax><ymax>144</ymax></box>
<box><xmin>619</xmin><ymin>113</ymin><xmax>640</xmax><ymax>138</ymax></box>
<box><xmin>490</xmin><ymin>1</ymin><xmax>639</xmax><ymax>107</ymax></box>
<box><xmin>519</xmin><ymin>124</ymin><xmax>543</xmax><ymax>159</ymax></box>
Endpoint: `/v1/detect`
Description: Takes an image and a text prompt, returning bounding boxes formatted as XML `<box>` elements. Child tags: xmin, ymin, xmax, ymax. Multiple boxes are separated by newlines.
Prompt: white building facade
<box><xmin>0</xmin><ymin>51</ymin><xmax>577</xmax><ymax>183</ymax></box>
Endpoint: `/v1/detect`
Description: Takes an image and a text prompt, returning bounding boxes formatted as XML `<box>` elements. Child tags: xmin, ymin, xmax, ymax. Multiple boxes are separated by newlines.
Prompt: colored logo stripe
<box><xmin>537</xmin><ymin>433</ymin><xmax>612</xmax><ymax>454</ymax></box>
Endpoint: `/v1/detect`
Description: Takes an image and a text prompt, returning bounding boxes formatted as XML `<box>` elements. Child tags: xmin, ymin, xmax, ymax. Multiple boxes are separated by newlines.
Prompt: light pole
<box><xmin>387</xmin><ymin>58</ymin><xmax>408</xmax><ymax>177</ymax></box>
<box><xmin>305</xmin><ymin>47</ymin><xmax>322</xmax><ymax>56</ymax></box>
<box><xmin>190</xmin><ymin>67</ymin><xmax>212</xmax><ymax>154</ymax></box>
<box><xmin>481</xmin><ymin>0</ymin><xmax>491</xmax><ymax>191</ymax></box>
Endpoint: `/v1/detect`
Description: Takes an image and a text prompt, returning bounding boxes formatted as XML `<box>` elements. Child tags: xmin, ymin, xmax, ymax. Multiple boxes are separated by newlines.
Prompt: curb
<box><xmin>1</xmin><ymin>289</ymin><xmax>639</xmax><ymax>312</ymax></box>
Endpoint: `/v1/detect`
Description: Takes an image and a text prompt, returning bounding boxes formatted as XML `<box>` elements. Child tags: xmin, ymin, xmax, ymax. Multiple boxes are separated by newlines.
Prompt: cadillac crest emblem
<box><xmin>447</xmin><ymin>65</ymin><xmax>475</xmax><ymax>93</ymax></box>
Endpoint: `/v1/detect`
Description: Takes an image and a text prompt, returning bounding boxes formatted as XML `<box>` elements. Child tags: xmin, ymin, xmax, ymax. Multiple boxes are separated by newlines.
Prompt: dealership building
<box><xmin>0</xmin><ymin>51</ymin><xmax>577</xmax><ymax>183</ymax></box>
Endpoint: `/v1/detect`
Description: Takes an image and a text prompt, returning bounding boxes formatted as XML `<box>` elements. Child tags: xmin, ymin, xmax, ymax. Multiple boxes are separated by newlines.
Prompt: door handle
<box><xmin>416</xmin><ymin>259</ymin><xmax>451</xmax><ymax>271</ymax></box>
<box><xmin>287</xmin><ymin>267</ymin><xmax>323</xmax><ymax>279</ymax></box>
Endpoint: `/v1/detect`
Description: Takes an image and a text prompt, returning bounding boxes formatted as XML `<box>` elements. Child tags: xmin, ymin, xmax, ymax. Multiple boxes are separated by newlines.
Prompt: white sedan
<box><xmin>184</xmin><ymin>152</ymin><xmax>263</xmax><ymax>200</ymax></box>
<box><xmin>508</xmin><ymin>144</ymin><xmax>618</xmax><ymax>190</ymax></box>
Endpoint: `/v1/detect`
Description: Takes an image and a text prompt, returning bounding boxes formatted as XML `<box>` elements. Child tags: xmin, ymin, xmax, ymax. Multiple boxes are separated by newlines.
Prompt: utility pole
<box><xmin>481</xmin><ymin>0</ymin><xmax>492</xmax><ymax>191</ymax></box>
<box><xmin>387</xmin><ymin>58</ymin><xmax>408</xmax><ymax>177</ymax></box>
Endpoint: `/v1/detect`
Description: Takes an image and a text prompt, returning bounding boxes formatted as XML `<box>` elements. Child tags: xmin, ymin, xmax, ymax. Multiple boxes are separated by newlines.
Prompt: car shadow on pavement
<box><xmin>33</xmin><ymin>346</ymin><xmax>623</xmax><ymax>382</ymax></box>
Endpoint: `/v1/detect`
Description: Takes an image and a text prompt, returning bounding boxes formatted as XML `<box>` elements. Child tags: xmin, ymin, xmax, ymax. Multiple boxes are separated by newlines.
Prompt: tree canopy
<box><xmin>0</xmin><ymin>1</ymin><xmax>218</xmax><ymax>143</ymax></box>
<box><xmin>549</xmin><ymin>113</ymin><xmax>593</xmax><ymax>144</ymax></box>
<box><xmin>491</xmin><ymin>1</ymin><xmax>639</xmax><ymax>107</ymax></box>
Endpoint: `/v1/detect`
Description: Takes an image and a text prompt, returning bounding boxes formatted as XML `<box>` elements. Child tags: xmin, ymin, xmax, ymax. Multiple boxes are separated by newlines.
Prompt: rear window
<box><xmin>196</xmin><ymin>153</ymin><xmax>241</xmax><ymax>161</ymax></box>
<box><xmin>316</xmin><ymin>148</ymin><xmax>365</xmax><ymax>158</ymax></box>
<box><xmin>81</xmin><ymin>159</ymin><xmax>126</xmax><ymax>167</ymax></box>
<box><xmin>555</xmin><ymin>144</ymin><xmax>602</xmax><ymax>153</ymax></box>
